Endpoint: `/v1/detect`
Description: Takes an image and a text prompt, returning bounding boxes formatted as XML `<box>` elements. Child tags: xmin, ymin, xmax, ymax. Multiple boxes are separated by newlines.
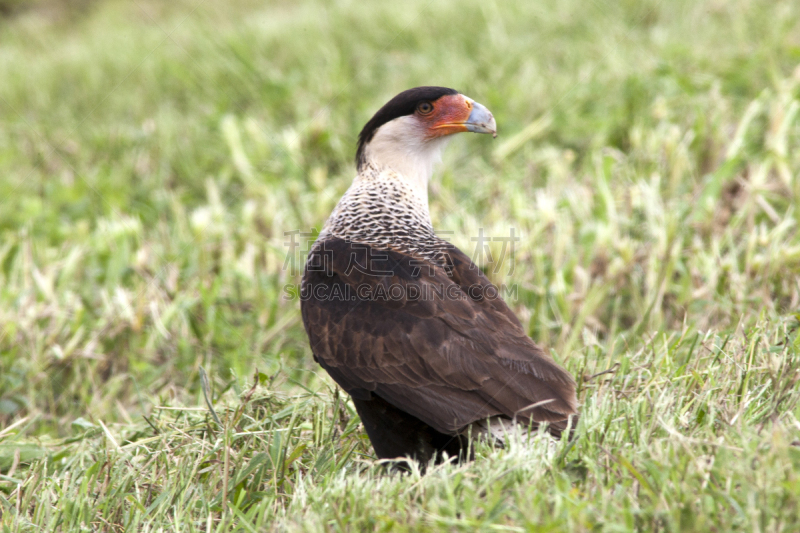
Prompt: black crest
<box><xmin>355</xmin><ymin>86</ymin><xmax>459</xmax><ymax>170</ymax></box>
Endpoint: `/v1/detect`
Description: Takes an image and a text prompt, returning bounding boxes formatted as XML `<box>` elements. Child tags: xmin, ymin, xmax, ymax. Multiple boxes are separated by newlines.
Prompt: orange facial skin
<box><xmin>419</xmin><ymin>94</ymin><xmax>474</xmax><ymax>138</ymax></box>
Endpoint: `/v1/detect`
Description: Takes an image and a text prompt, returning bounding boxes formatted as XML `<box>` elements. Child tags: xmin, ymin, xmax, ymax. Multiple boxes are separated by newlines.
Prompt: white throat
<box><xmin>360</xmin><ymin>116</ymin><xmax>452</xmax><ymax>203</ymax></box>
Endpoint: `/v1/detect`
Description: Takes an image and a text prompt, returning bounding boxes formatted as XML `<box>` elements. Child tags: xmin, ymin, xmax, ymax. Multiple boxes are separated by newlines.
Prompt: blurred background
<box><xmin>1</xmin><ymin>0</ymin><xmax>798</xmax><ymax>437</ymax></box>
<box><xmin>2</xmin><ymin>1</ymin><xmax>800</xmax><ymax>529</ymax></box>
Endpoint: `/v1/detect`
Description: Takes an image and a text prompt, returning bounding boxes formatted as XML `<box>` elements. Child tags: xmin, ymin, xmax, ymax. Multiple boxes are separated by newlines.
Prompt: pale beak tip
<box><xmin>465</xmin><ymin>100</ymin><xmax>498</xmax><ymax>138</ymax></box>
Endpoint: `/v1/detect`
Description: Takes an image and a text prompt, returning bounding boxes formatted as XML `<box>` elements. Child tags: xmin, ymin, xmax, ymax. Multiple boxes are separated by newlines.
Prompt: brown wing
<box><xmin>301</xmin><ymin>236</ymin><xmax>577</xmax><ymax>435</ymax></box>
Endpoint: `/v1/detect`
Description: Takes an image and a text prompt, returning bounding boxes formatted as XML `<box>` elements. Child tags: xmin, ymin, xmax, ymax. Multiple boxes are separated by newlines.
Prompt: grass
<box><xmin>1</xmin><ymin>0</ymin><xmax>799</xmax><ymax>530</ymax></box>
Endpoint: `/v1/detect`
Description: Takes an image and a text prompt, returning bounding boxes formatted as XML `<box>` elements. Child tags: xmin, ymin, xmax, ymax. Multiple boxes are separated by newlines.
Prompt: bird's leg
<box><xmin>351</xmin><ymin>393</ymin><xmax>470</xmax><ymax>472</ymax></box>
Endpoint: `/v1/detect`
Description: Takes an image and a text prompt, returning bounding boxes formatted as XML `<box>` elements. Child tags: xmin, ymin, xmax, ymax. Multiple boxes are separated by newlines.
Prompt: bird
<box><xmin>301</xmin><ymin>86</ymin><xmax>578</xmax><ymax>467</ymax></box>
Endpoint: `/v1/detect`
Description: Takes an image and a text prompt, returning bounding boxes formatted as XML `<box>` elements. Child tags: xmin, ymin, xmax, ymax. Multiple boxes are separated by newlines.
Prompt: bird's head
<box><xmin>355</xmin><ymin>86</ymin><xmax>496</xmax><ymax>193</ymax></box>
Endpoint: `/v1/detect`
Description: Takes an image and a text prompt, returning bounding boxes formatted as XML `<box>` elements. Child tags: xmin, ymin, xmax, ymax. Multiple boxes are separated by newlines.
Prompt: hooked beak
<box><xmin>426</xmin><ymin>94</ymin><xmax>498</xmax><ymax>139</ymax></box>
<box><xmin>464</xmin><ymin>101</ymin><xmax>497</xmax><ymax>138</ymax></box>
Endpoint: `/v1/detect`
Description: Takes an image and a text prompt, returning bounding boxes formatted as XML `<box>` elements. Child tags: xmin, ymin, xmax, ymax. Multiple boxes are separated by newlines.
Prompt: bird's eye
<box><xmin>417</xmin><ymin>102</ymin><xmax>434</xmax><ymax>115</ymax></box>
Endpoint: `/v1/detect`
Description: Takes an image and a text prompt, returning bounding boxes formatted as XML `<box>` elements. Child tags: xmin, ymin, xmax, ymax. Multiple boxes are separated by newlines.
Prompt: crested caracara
<box><xmin>301</xmin><ymin>86</ymin><xmax>578</xmax><ymax>467</ymax></box>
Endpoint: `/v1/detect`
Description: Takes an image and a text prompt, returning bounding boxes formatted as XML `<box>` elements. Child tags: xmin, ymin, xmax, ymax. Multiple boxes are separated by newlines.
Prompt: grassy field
<box><xmin>1</xmin><ymin>0</ymin><xmax>800</xmax><ymax>530</ymax></box>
